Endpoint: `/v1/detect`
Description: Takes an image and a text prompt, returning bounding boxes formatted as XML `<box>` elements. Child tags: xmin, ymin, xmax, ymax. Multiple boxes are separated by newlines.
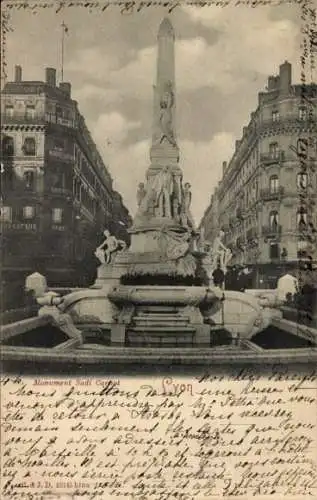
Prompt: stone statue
<box><xmin>159</xmin><ymin>81</ymin><xmax>177</xmax><ymax>147</ymax></box>
<box><xmin>95</xmin><ymin>230</ymin><xmax>126</xmax><ymax>265</ymax></box>
<box><xmin>153</xmin><ymin>166</ymin><xmax>173</xmax><ymax>218</ymax></box>
<box><xmin>212</xmin><ymin>230</ymin><xmax>232</xmax><ymax>271</ymax></box>
<box><xmin>180</xmin><ymin>182</ymin><xmax>195</xmax><ymax>229</ymax></box>
<box><xmin>137</xmin><ymin>182</ymin><xmax>146</xmax><ymax>207</ymax></box>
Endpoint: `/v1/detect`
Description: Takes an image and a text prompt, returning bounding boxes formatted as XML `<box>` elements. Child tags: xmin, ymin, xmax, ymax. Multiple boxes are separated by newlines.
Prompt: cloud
<box><xmin>67</xmin><ymin>47</ymin><xmax>119</xmax><ymax>76</ymax></box>
<box><xmin>72</xmin><ymin>85</ymin><xmax>120</xmax><ymax>105</ymax></box>
<box><xmin>105</xmin><ymin>139</ymin><xmax>151</xmax><ymax>213</ymax></box>
<box><xmin>69</xmin><ymin>45</ymin><xmax>156</xmax><ymax>103</ymax></box>
<box><xmin>67</xmin><ymin>6</ymin><xmax>301</xmax><ymax>111</ymax></box>
<box><xmin>180</xmin><ymin>132</ymin><xmax>235</xmax><ymax>223</ymax></box>
<box><xmin>88</xmin><ymin>114</ymin><xmax>147</xmax><ymax>211</ymax></box>
<box><xmin>91</xmin><ymin>112</ymin><xmax>141</xmax><ymax>147</ymax></box>
<box><xmin>179</xmin><ymin>6</ymin><xmax>301</xmax><ymax>92</ymax></box>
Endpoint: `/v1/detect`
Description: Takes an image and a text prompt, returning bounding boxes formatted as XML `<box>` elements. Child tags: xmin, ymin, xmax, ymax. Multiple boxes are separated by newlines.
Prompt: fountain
<box><xmin>59</xmin><ymin>18</ymin><xmax>221</xmax><ymax>348</ymax></box>
<box><xmin>1</xmin><ymin>19</ymin><xmax>315</xmax><ymax>368</ymax></box>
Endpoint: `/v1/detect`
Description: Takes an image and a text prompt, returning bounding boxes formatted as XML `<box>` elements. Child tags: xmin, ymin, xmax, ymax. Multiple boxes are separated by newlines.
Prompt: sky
<box><xmin>3</xmin><ymin>2</ymin><xmax>305</xmax><ymax>223</ymax></box>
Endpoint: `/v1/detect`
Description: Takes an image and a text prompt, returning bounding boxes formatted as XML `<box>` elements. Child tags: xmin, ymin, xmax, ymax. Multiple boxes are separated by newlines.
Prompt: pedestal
<box><xmin>93</xmin><ymin>259</ymin><xmax>128</xmax><ymax>288</ymax></box>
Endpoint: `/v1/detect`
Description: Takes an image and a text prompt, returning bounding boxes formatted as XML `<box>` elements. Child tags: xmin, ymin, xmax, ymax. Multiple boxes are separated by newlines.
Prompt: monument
<box><xmin>101</xmin><ymin>18</ymin><xmax>218</xmax><ymax>346</ymax></box>
<box><xmin>113</xmin><ymin>18</ymin><xmax>198</xmax><ymax>282</ymax></box>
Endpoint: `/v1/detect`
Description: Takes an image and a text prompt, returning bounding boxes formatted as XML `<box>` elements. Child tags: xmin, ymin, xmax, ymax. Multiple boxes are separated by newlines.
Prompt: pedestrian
<box><xmin>212</xmin><ymin>263</ymin><xmax>225</xmax><ymax>288</ymax></box>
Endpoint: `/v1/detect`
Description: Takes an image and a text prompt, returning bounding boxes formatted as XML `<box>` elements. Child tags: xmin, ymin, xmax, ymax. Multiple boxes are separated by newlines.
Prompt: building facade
<box><xmin>1</xmin><ymin>66</ymin><xmax>132</xmax><ymax>309</ymax></box>
<box><xmin>199</xmin><ymin>62</ymin><xmax>317</xmax><ymax>288</ymax></box>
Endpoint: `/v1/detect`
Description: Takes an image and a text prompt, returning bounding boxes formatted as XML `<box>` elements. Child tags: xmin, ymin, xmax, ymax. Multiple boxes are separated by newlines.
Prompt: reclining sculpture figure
<box><xmin>95</xmin><ymin>230</ymin><xmax>127</xmax><ymax>265</ymax></box>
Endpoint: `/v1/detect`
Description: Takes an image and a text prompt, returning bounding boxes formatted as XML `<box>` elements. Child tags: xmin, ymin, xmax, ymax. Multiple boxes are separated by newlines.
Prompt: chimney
<box><xmin>59</xmin><ymin>82</ymin><xmax>71</xmax><ymax>98</ymax></box>
<box><xmin>279</xmin><ymin>61</ymin><xmax>291</xmax><ymax>95</ymax></box>
<box><xmin>14</xmin><ymin>65</ymin><xmax>22</xmax><ymax>82</ymax></box>
<box><xmin>45</xmin><ymin>67</ymin><xmax>56</xmax><ymax>87</ymax></box>
<box><xmin>267</xmin><ymin>75</ymin><xmax>276</xmax><ymax>91</ymax></box>
<box><xmin>222</xmin><ymin>161</ymin><xmax>227</xmax><ymax>173</ymax></box>
<box><xmin>258</xmin><ymin>92</ymin><xmax>265</xmax><ymax>105</ymax></box>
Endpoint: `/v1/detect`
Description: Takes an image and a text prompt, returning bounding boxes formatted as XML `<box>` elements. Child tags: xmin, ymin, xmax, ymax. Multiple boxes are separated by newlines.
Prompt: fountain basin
<box><xmin>108</xmin><ymin>285</ymin><xmax>220</xmax><ymax>306</ymax></box>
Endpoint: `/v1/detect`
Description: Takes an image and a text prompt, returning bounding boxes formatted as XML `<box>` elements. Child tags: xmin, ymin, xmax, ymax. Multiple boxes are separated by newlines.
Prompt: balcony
<box><xmin>261</xmin><ymin>115</ymin><xmax>316</xmax><ymax>132</ymax></box>
<box><xmin>50</xmin><ymin>187</ymin><xmax>73</xmax><ymax>197</ymax></box>
<box><xmin>1</xmin><ymin>113</ymin><xmax>75</xmax><ymax>128</ymax></box>
<box><xmin>1</xmin><ymin>221</ymin><xmax>37</xmax><ymax>231</ymax></box>
<box><xmin>51</xmin><ymin>224</ymin><xmax>66</xmax><ymax>231</ymax></box>
<box><xmin>48</xmin><ymin>149</ymin><xmax>74</xmax><ymax>162</ymax></box>
<box><xmin>262</xmin><ymin>224</ymin><xmax>282</xmax><ymax>238</ymax></box>
<box><xmin>260</xmin><ymin>150</ymin><xmax>285</xmax><ymax>165</ymax></box>
<box><xmin>1</xmin><ymin>113</ymin><xmax>46</xmax><ymax>125</ymax></box>
<box><xmin>260</xmin><ymin>186</ymin><xmax>285</xmax><ymax>201</ymax></box>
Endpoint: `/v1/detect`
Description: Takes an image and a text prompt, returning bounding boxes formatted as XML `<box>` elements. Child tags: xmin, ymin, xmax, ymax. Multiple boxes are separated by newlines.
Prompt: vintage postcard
<box><xmin>0</xmin><ymin>0</ymin><xmax>317</xmax><ymax>498</ymax></box>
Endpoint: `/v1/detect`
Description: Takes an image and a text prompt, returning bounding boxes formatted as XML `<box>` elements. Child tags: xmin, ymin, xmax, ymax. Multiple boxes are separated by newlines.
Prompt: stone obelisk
<box><xmin>119</xmin><ymin>18</ymin><xmax>196</xmax><ymax>280</ymax></box>
<box><xmin>133</xmin><ymin>17</ymin><xmax>184</xmax><ymax>229</ymax></box>
<box><xmin>150</xmin><ymin>17</ymin><xmax>180</xmax><ymax>167</ymax></box>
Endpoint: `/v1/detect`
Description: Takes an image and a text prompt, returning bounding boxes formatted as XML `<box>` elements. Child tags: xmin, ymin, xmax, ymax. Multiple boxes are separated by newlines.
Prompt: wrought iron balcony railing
<box><xmin>50</xmin><ymin>187</ymin><xmax>73</xmax><ymax>197</ymax></box>
<box><xmin>261</xmin><ymin>115</ymin><xmax>316</xmax><ymax>131</ymax></box>
<box><xmin>1</xmin><ymin>113</ymin><xmax>75</xmax><ymax>128</ymax></box>
<box><xmin>1</xmin><ymin>113</ymin><xmax>46</xmax><ymax>125</ymax></box>
<box><xmin>0</xmin><ymin>221</ymin><xmax>37</xmax><ymax>231</ymax></box>
<box><xmin>260</xmin><ymin>186</ymin><xmax>285</xmax><ymax>200</ymax></box>
<box><xmin>260</xmin><ymin>150</ymin><xmax>285</xmax><ymax>164</ymax></box>
<box><xmin>262</xmin><ymin>224</ymin><xmax>282</xmax><ymax>237</ymax></box>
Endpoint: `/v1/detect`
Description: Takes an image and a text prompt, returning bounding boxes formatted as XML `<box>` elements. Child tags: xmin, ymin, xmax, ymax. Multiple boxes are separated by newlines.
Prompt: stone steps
<box><xmin>137</xmin><ymin>306</ymin><xmax>180</xmax><ymax>313</ymax></box>
<box><xmin>133</xmin><ymin>318</ymin><xmax>190</xmax><ymax>326</ymax></box>
<box><xmin>127</xmin><ymin>331</ymin><xmax>194</xmax><ymax>347</ymax></box>
<box><xmin>128</xmin><ymin>315</ymin><xmax>195</xmax><ymax>346</ymax></box>
<box><xmin>129</xmin><ymin>325</ymin><xmax>195</xmax><ymax>333</ymax></box>
<box><xmin>136</xmin><ymin>313</ymin><xmax>187</xmax><ymax>320</ymax></box>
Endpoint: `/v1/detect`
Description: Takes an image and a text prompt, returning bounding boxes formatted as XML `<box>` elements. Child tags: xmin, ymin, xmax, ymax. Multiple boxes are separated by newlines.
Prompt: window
<box><xmin>52</xmin><ymin>208</ymin><xmax>63</xmax><ymax>224</ymax></box>
<box><xmin>2</xmin><ymin>136</ymin><xmax>14</xmax><ymax>156</ymax></box>
<box><xmin>22</xmin><ymin>137</ymin><xmax>36</xmax><ymax>156</ymax></box>
<box><xmin>269</xmin><ymin>243</ymin><xmax>280</xmax><ymax>259</ymax></box>
<box><xmin>297</xmin><ymin>207</ymin><xmax>307</xmax><ymax>228</ymax></box>
<box><xmin>23</xmin><ymin>171</ymin><xmax>35</xmax><ymax>190</ymax></box>
<box><xmin>299</xmin><ymin>107</ymin><xmax>307</xmax><ymax>120</ymax></box>
<box><xmin>0</xmin><ymin>206</ymin><xmax>12</xmax><ymax>222</ymax></box>
<box><xmin>297</xmin><ymin>172</ymin><xmax>308</xmax><ymax>189</ymax></box>
<box><xmin>269</xmin><ymin>142</ymin><xmax>279</xmax><ymax>158</ymax></box>
<box><xmin>269</xmin><ymin>210</ymin><xmax>279</xmax><ymax>229</ymax></box>
<box><xmin>25</xmin><ymin>105</ymin><xmax>36</xmax><ymax>120</ymax></box>
<box><xmin>269</xmin><ymin>175</ymin><xmax>279</xmax><ymax>193</ymax></box>
<box><xmin>272</xmin><ymin>110</ymin><xmax>280</xmax><ymax>122</ymax></box>
<box><xmin>23</xmin><ymin>206</ymin><xmax>35</xmax><ymax>220</ymax></box>
<box><xmin>5</xmin><ymin>105</ymin><xmax>14</xmax><ymax>117</ymax></box>
<box><xmin>51</xmin><ymin>167</ymin><xmax>65</xmax><ymax>189</ymax></box>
